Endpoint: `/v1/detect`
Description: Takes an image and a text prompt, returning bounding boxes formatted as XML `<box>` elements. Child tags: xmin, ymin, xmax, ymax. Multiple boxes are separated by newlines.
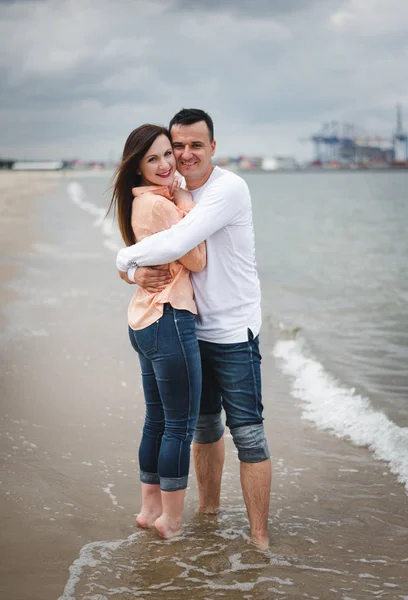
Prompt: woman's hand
<box><xmin>172</xmin><ymin>187</ymin><xmax>195</xmax><ymax>212</ymax></box>
<box><xmin>169</xmin><ymin>176</ymin><xmax>182</xmax><ymax>198</ymax></box>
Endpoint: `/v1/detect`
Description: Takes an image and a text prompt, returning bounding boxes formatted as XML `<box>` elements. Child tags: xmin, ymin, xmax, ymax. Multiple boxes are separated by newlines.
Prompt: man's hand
<box><xmin>118</xmin><ymin>269</ymin><xmax>137</xmax><ymax>285</ymax></box>
<box><xmin>131</xmin><ymin>266</ymin><xmax>172</xmax><ymax>293</ymax></box>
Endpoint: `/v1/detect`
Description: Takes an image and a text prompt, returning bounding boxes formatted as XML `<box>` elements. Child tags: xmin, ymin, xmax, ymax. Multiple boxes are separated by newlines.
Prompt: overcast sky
<box><xmin>0</xmin><ymin>0</ymin><xmax>407</xmax><ymax>161</ymax></box>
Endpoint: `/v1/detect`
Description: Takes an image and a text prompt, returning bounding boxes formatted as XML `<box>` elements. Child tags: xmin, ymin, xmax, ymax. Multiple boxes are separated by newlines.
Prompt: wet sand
<box><xmin>1</xmin><ymin>172</ymin><xmax>407</xmax><ymax>600</ymax></box>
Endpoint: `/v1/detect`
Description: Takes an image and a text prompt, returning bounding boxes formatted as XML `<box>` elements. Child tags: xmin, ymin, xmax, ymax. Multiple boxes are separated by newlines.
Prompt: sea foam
<box><xmin>57</xmin><ymin>534</ymin><xmax>141</xmax><ymax>600</ymax></box>
<box><xmin>67</xmin><ymin>182</ymin><xmax>121</xmax><ymax>252</ymax></box>
<box><xmin>273</xmin><ymin>336</ymin><xmax>408</xmax><ymax>491</ymax></box>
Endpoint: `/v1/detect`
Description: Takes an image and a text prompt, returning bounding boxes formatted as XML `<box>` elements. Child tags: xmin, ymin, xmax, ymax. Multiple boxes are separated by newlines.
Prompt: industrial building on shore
<box><xmin>301</xmin><ymin>104</ymin><xmax>408</xmax><ymax>170</ymax></box>
<box><xmin>1</xmin><ymin>106</ymin><xmax>407</xmax><ymax>173</ymax></box>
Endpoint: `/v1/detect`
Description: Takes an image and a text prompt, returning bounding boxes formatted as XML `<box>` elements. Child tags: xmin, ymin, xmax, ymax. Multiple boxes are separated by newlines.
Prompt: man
<box><xmin>116</xmin><ymin>108</ymin><xmax>271</xmax><ymax>549</ymax></box>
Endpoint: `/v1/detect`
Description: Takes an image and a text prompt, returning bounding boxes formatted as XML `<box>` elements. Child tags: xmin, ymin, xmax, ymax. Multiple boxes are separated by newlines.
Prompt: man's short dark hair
<box><xmin>169</xmin><ymin>108</ymin><xmax>214</xmax><ymax>142</ymax></box>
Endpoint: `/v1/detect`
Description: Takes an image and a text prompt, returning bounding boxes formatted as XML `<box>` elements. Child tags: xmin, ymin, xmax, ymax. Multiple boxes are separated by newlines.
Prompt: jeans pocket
<box><xmin>134</xmin><ymin>320</ymin><xmax>159</xmax><ymax>356</ymax></box>
<box><xmin>174</xmin><ymin>309</ymin><xmax>195</xmax><ymax>320</ymax></box>
<box><xmin>174</xmin><ymin>311</ymin><xmax>199</xmax><ymax>351</ymax></box>
<box><xmin>248</xmin><ymin>328</ymin><xmax>261</xmax><ymax>360</ymax></box>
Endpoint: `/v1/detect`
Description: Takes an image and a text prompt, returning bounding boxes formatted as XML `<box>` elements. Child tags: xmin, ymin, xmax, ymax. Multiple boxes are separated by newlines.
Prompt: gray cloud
<box><xmin>0</xmin><ymin>0</ymin><xmax>47</xmax><ymax>5</ymax></box>
<box><xmin>171</xmin><ymin>0</ymin><xmax>324</xmax><ymax>16</ymax></box>
<box><xmin>0</xmin><ymin>0</ymin><xmax>407</xmax><ymax>160</ymax></box>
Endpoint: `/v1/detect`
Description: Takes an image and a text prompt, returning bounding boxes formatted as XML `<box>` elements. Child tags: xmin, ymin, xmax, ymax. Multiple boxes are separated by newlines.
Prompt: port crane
<box><xmin>393</xmin><ymin>104</ymin><xmax>408</xmax><ymax>162</ymax></box>
<box><xmin>301</xmin><ymin>105</ymin><xmax>407</xmax><ymax>164</ymax></box>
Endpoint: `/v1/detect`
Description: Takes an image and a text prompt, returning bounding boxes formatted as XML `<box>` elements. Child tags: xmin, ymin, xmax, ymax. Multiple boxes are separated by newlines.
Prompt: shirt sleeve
<box><xmin>151</xmin><ymin>199</ymin><xmax>206</xmax><ymax>272</ymax></box>
<box><xmin>116</xmin><ymin>177</ymin><xmax>246</xmax><ymax>270</ymax></box>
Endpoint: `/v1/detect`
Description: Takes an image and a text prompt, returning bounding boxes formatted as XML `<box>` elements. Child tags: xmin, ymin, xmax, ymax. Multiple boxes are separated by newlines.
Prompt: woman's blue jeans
<box><xmin>128</xmin><ymin>304</ymin><xmax>201</xmax><ymax>492</ymax></box>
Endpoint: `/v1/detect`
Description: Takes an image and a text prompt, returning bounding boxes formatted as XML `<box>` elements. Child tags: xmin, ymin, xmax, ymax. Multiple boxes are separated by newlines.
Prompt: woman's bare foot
<box><xmin>136</xmin><ymin>506</ymin><xmax>162</xmax><ymax>528</ymax></box>
<box><xmin>136</xmin><ymin>483</ymin><xmax>162</xmax><ymax>528</ymax></box>
<box><xmin>154</xmin><ymin>514</ymin><xmax>182</xmax><ymax>539</ymax></box>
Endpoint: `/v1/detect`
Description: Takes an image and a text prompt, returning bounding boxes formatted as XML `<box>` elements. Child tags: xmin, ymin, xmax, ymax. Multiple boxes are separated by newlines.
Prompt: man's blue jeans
<box><xmin>194</xmin><ymin>329</ymin><xmax>270</xmax><ymax>463</ymax></box>
<box><xmin>128</xmin><ymin>304</ymin><xmax>201</xmax><ymax>492</ymax></box>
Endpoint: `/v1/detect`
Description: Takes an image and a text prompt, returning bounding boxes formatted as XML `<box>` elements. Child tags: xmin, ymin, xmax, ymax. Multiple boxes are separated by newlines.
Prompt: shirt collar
<box><xmin>133</xmin><ymin>185</ymin><xmax>172</xmax><ymax>201</ymax></box>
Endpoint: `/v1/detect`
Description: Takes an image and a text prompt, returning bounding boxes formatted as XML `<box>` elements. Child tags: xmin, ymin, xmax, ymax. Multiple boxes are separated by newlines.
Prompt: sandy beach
<box><xmin>1</xmin><ymin>172</ymin><xmax>407</xmax><ymax>600</ymax></box>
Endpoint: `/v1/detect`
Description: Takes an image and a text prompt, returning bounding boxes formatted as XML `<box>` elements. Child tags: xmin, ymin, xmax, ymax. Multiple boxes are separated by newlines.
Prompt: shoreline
<box><xmin>1</xmin><ymin>172</ymin><xmax>407</xmax><ymax>599</ymax></box>
<box><xmin>1</xmin><ymin>165</ymin><xmax>408</xmax><ymax>181</ymax></box>
<box><xmin>0</xmin><ymin>172</ymin><xmax>59</xmax><ymax>326</ymax></box>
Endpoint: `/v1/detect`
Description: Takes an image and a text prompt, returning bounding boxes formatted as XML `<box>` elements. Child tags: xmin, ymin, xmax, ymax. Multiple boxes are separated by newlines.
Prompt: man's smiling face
<box><xmin>170</xmin><ymin>121</ymin><xmax>216</xmax><ymax>190</ymax></box>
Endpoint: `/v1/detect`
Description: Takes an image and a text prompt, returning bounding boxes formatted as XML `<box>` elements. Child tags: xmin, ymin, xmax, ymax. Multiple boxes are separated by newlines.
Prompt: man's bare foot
<box><xmin>197</xmin><ymin>507</ymin><xmax>220</xmax><ymax>515</ymax></box>
<box><xmin>251</xmin><ymin>534</ymin><xmax>270</xmax><ymax>551</ymax></box>
<box><xmin>136</xmin><ymin>506</ymin><xmax>162</xmax><ymax>528</ymax></box>
<box><xmin>154</xmin><ymin>514</ymin><xmax>182</xmax><ymax>539</ymax></box>
<box><xmin>197</xmin><ymin>505</ymin><xmax>220</xmax><ymax>515</ymax></box>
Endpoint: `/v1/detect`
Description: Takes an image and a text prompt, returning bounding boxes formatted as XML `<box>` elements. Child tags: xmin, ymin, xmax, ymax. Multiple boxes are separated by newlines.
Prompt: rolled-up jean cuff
<box><xmin>230</xmin><ymin>424</ymin><xmax>271</xmax><ymax>463</ymax></box>
<box><xmin>237</xmin><ymin>442</ymin><xmax>270</xmax><ymax>463</ymax></box>
<box><xmin>160</xmin><ymin>475</ymin><xmax>188</xmax><ymax>492</ymax></box>
<box><xmin>140</xmin><ymin>470</ymin><xmax>160</xmax><ymax>485</ymax></box>
<box><xmin>193</xmin><ymin>412</ymin><xmax>224</xmax><ymax>444</ymax></box>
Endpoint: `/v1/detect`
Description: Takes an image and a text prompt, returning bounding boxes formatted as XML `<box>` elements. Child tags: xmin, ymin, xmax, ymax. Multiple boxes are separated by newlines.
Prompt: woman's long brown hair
<box><xmin>107</xmin><ymin>124</ymin><xmax>171</xmax><ymax>246</ymax></box>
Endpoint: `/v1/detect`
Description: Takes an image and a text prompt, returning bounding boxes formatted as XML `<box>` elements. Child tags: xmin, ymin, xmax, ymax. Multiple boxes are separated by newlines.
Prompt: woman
<box><xmin>107</xmin><ymin>124</ymin><xmax>206</xmax><ymax>539</ymax></box>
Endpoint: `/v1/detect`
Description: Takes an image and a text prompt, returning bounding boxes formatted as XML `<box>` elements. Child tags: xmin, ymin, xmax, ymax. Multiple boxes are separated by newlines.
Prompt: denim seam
<box><xmin>177</xmin><ymin>439</ymin><xmax>183</xmax><ymax>481</ymax></box>
<box><xmin>248</xmin><ymin>340</ymin><xmax>261</xmax><ymax>421</ymax></box>
<box><xmin>156</xmin><ymin>429</ymin><xmax>163</xmax><ymax>467</ymax></box>
<box><xmin>173</xmin><ymin>312</ymin><xmax>192</xmax><ymax>445</ymax></box>
<box><xmin>173</xmin><ymin>312</ymin><xmax>192</xmax><ymax>479</ymax></box>
<box><xmin>154</xmin><ymin>318</ymin><xmax>160</xmax><ymax>353</ymax></box>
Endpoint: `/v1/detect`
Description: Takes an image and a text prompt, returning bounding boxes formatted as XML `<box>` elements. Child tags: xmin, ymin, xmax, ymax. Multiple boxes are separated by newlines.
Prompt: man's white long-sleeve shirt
<box><xmin>116</xmin><ymin>166</ymin><xmax>261</xmax><ymax>343</ymax></box>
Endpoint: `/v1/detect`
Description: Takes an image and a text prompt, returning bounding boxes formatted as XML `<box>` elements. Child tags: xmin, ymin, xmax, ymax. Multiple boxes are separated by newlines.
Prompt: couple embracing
<box><xmin>110</xmin><ymin>108</ymin><xmax>271</xmax><ymax>549</ymax></box>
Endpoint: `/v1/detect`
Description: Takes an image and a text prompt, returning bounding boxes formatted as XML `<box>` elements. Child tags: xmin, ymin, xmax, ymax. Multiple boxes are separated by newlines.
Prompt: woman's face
<box><xmin>139</xmin><ymin>134</ymin><xmax>176</xmax><ymax>186</ymax></box>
